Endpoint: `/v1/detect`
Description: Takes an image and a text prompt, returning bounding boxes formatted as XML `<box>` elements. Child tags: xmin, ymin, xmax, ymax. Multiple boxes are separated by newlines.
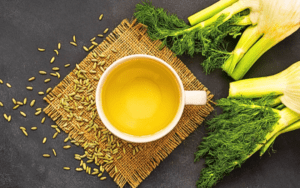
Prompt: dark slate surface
<box><xmin>0</xmin><ymin>0</ymin><xmax>300</xmax><ymax>188</ymax></box>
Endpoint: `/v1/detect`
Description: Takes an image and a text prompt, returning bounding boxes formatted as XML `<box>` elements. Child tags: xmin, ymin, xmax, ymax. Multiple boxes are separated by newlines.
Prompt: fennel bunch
<box><xmin>134</xmin><ymin>1</ymin><xmax>249</xmax><ymax>73</ymax></box>
<box><xmin>196</xmin><ymin>61</ymin><xmax>300</xmax><ymax>187</ymax></box>
<box><xmin>134</xmin><ymin>0</ymin><xmax>300</xmax><ymax>80</ymax></box>
<box><xmin>195</xmin><ymin>96</ymin><xmax>300</xmax><ymax>187</ymax></box>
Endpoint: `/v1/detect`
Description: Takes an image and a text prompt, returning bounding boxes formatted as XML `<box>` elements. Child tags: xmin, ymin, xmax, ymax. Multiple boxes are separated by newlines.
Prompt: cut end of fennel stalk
<box><xmin>229</xmin><ymin>61</ymin><xmax>300</xmax><ymax>114</ymax></box>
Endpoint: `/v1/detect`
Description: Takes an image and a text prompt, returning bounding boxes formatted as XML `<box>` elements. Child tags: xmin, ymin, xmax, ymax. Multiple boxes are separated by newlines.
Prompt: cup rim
<box><xmin>95</xmin><ymin>54</ymin><xmax>185</xmax><ymax>143</ymax></box>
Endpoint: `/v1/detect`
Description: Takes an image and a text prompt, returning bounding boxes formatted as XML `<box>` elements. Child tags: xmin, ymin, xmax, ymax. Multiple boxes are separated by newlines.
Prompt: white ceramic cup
<box><xmin>96</xmin><ymin>54</ymin><xmax>207</xmax><ymax>143</ymax></box>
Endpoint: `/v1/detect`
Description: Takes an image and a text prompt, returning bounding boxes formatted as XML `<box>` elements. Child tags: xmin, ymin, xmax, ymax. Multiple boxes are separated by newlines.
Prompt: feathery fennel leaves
<box><xmin>134</xmin><ymin>2</ymin><xmax>248</xmax><ymax>74</ymax></box>
<box><xmin>195</xmin><ymin>95</ymin><xmax>300</xmax><ymax>188</ymax></box>
<box><xmin>135</xmin><ymin>1</ymin><xmax>300</xmax><ymax>79</ymax></box>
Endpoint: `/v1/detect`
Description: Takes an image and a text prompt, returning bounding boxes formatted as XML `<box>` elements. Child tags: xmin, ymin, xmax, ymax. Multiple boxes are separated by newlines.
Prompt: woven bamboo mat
<box><xmin>43</xmin><ymin>19</ymin><xmax>214</xmax><ymax>188</ymax></box>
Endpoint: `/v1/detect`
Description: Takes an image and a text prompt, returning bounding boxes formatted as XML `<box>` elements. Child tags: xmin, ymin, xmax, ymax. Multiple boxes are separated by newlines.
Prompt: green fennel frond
<box><xmin>195</xmin><ymin>96</ymin><xmax>280</xmax><ymax>188</ymax></box>
<box><xmin>134</xmin><ymin>2</ymin><xmax>248</xmax><ymax>73</ymax></box>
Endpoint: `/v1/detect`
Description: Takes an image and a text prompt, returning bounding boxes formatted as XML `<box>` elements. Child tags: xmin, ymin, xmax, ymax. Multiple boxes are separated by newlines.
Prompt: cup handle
<box><xmin>185</xmin><ymin>91</ymin><xmax>207</xmax><ymax>105</ymax></box>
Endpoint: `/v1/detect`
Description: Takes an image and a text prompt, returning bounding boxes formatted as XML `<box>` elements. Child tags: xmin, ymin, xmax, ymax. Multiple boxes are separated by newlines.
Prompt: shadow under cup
<box><xmin>99</xmin><ymin>55</ymin><xmax>183</xmax><ymax>142</ymax></box>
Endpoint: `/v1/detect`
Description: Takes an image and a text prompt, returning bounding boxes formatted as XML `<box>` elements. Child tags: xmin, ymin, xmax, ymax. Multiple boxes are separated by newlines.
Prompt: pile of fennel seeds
<box><xmin>0</xmin><ymin>13</ymin><xmax>144</xmax><ymax>182</ymax></box>
<box><xmin>55</xmin><ymin>50</ymin><xmax>146</xmax><ymax>177</ymax></box>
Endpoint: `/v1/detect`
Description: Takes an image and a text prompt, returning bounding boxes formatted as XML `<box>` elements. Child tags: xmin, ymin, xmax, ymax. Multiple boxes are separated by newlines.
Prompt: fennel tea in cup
<box><xmin>96</xmin><ymin>55</ymin><xmax>206</xmax><ymax>143</ymax></box>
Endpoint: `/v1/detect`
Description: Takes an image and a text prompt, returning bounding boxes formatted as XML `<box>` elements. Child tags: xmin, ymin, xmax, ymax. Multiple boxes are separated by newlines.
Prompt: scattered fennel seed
<box><xmin>103</xmin><ymin>28</ymin><xmax>109</xmax><ymax>34</ymax></box>
<box><xmin>70</xmin><ymin>42</ymin><xmax>77</xmax><ymax>46</ymax></box>
<box><xmin>50</xmin><ymin>57</ymin><xmax>55</xmax><ymax>63</ymax></box>
<box><xmin>99</xmin><ymin>14</ymin><xmax>103</xmax><ymax>20</ymax></box>
<box><xmin>38</xmin><ymin>48</ymin><xmax>45</xmax><ymax>52</ymax></box>
<box><xmin>28</xmin><ymin>77</ymin><xmax>35</xmax><ymax>81</ymax></box>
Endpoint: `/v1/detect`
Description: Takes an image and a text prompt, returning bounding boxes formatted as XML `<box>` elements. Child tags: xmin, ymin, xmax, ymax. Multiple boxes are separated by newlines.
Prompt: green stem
<box><xmin>199</xmin><ymin>1</ymin><xmax>249</xmax><ymax>28</ymax></box>
<box><xmin>222</xmin><ymin>26</ymin><xmax>263</xmax><ymax>75</ymax></box>
<box><xmin>231</xmin><ymin>36</ymin><xmax>279</xmax><ymax>80</ymax></box>
<box><xmin>229</xmin><ymin>73</ymin><xmax>285</xmax><ymax>98</ymax></box>
<box><xmin>188</xmin><ymin>0</ymin><xmax>238</xmax><ymax>26</ymax></box>
<box><xmin>260</xmin><ymin>120</ymin><xmax>300</xmax><ymax>156</ymax></box>
<box><xmin>173</xmin><ymin>1</ymin><xmax>248</xmax><ymax>37</ymax></box>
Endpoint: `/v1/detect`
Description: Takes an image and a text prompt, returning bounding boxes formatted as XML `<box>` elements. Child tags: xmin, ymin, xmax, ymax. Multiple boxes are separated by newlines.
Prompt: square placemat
<box><xmin>44</xmin><ymin>19</ymin><xmax>214</xmax><ymax>188</ymax></box>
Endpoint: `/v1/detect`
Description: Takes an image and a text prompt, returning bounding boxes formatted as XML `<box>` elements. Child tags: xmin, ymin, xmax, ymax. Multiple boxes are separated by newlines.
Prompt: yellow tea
<box><xmin>101</xmin><ymin>58</ymin><xmax>180</xmax><ymax>136</ymax></box>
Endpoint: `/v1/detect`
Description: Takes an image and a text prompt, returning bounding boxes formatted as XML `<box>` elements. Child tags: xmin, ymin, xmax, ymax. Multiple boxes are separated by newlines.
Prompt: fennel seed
<box><xmin>56</xmin><ymin>72</ymin><xmax>61</xmax><ymax>79</ymax></box>
<box><xmin>65</xmin><ymin>64</ymin><xmax>70</xmax><ymax>68</ymax></box>
<box><xmin>103</xmin><ymin>28</ymin><xmax>109</xmax><ymax>34</ymax></box>
<box><xmin>38</xmin><ymin>91</ymin><xmax>44</xmax><ymax>95</ymax></box>
<box><xmin>43</xmin><ymin>137</ymin><xmax>47</xmax><ymax>144</ymax></box>
<box><xmin>100</xmin><ymin>177</ymin><xmax>106</xmax><ymax>180</ymax></box>
<box><xmin>6</xmin><ymin>83</ymin><xmax>11</xmax><ymax>88</ymax></box>
<box><xmin>50</xmin><ymin>57</ymin><xmax>55</xmax><ymax>63</ymax></box>
<box><xmin>26</xmin><ymin>86</ymin><xmax>33</xmax><ymax>91</ymax></box>
<box><xmin>90</xmin><ymin>37</ymin><xmax>96</xmax><ymax>41</ymax></box>
<box><xmin>31</xmin><ymin>127</ymin><xmax>37</xmax><ymax>130</ymax></box>
<box><xmin>97</xmin><ymin>34</ymin><xmax>103</xmax><ymax>37</ymax></box>
<box><xmin>44</xmin><ymin>79</ymin><xmax>51</xmax><ymax>83</ymax></box>
<box><xmin>13</xmin><ymin>105</ymin><xmax>20</xmax><ymax>110</ymax></box>
<box><xmin>52</xmin><ymin>67</ymin><xmax>59</xmax><ymax>71</ymax></box>
<box><xmin>12</xmin><ymin>98</ymin><xmax>16</xmax><ymax>104</ymax></box>
<box><xmin>38</xmin><ymin>48</ymin><xmax>45</xmax><ymax>51</ymax></box>
<box><xmin>52</xmin><ymin>149</ymin><xmax>57</xmax><ymax>156</ymax></box>
<box><xmin>58</xmin><ymin>43</ymin><xmax>61</xmax><ymax>50</ymax></box>
<box><xmin>88</xmin><ymin>45</ymin><xmax>94</xmax><ymax>50</ymax></box>
<box><xmin>16</xmin><ymin>101</ymin><xmax>23</xmax><ymax>105</ymax></box>
<box><xmin>30</xmin><ymin>100</ymin><xmax>35</xmax><ymax>107</ymax></box>
<box><xmin>20</xmin><ymin>111</ymin><xmax>26</xmax><ymax>117</ymax></box>
<box><xmin>73</xmin><ymin>35</ymin><xmax>76</xmax><ymax>43</ymax></box>
<box><xmin>100</xmin><ymin>166</ymin><xmax>104</xmax><ymax>172</ymax></box>
<box><xmin>54</xmin><ymin>49</ymin><xmax>59</xmax><ymax>55</ymax></box>
<box><xmin>28</xmin><ymin>77</ymin><xmax>35</xmax><ymax>81</ymax></box>
<box><xmin>83</xmin><ymin>46</ymin><xmax>89</xmax><ymax>52</ymax></box>
<box><xmin>70</xmin><ymin>42</ymin><xmax>77</xmax><ymax>46</ymax></box>
<box><xmin>24</xmin><ymin>98</ymin><xmax>27</xmax><ymax>105</ymax></box>
<box><xmin>22</xmin><ymin>130</ymin><xmax>28</xmax><ymax>136</ymax></box>
<box><xmin>43</xmin><ymin>154</ymin><xmax>50</xmax><ymax>158</ymax></box>
<box><xmin>7</xmin><ymin>115</ymin><xmax>11</xmax><ymax>122</ymax></box>
<box><xmin>53</xmin><ymin>132</ymin><xmax>58</xmax><ymax>139</ymax></box>
<box><xmin>41</xmin><ymin>117</ymin><xmax>46</xmax><ymax>124</ymax></box>
<box><xmin>91</xmin><ymin>41</ymin><xmax>98</xmax><ymax>46</ymax></box>
<box><xmin>0</xmin><ymin>101</ymin><xmax>3</xmax><ymax>107</ymax></box>
<box><xmin>99</xmin><ymin>14</ymin><xmax>103</xmax><ymax>20</ymax></box>
<box><xmin>63</xmin><ymin>145</ymin><xmax>71</xmax><ymax>149</ymax></box>
<box><xmin>55</xmin><ymin>128</ymin><xmax>60</xmax><ymax>133</ymax></box>
<box><xmin>46</xmin><ymin>88</ymin><xmax>52</xmax><ymax>93</ymax></box>
<box><xmin>76</xmin><ymin>168</ymin><xmax>83</xmax><ymax>172</ymax></box>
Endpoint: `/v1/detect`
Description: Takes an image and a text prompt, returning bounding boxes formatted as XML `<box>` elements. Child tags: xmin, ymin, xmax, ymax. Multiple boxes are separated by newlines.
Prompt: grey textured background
<box><xmin>0</xmin><ymin>0</ymin><xmax>300</xmax><ymax>188</ymax></box>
